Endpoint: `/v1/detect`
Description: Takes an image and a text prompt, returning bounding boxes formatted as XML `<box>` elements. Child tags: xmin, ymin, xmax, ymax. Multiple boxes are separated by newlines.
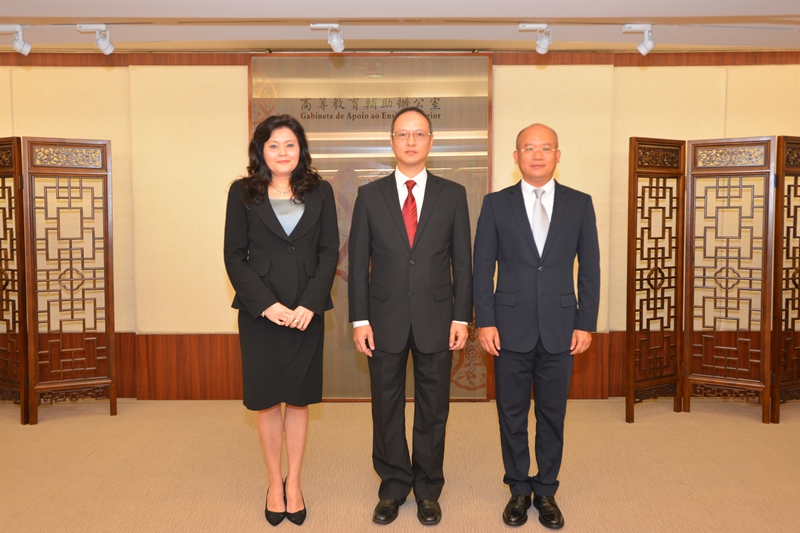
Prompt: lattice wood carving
<box><xmin>626</xmin><ymin>138</ymin><xmax>685</xmax><ymax>422</ymax></box>
<box><xmin>688</xmin><ymin>174</ymin><xmax>768</xmax><ymax>384</ymax></box>
<box><xmin>32</xmin><ymin>175</ymin><xmax>110</xmax><ymax>387</ymax></box>
<box><xmin>32</xmin><ymin>146</ymin><xmax>104</xmax><ymax>169</ymax></box>
<box><xmin>0</xmin><ymin>175</ymin><xmax>22</xmax><ymax>402</ymax></box>
<box><xmin>632</xmin><ymin>177</ymin><xmax>681</xmax><ymax>383</ymax></box>
<box><xmin>0</xmin><ymin>147</ymin><xmax>12</xmax><ymax>168</ymax></box>
<box><xmin>637</xmin><ymin>145</ymin><xmax>681</xmax><ymax>168</ymax></box>
<box><xmin>695</xmin><ymin>146</ymin><xmax>765</xmax><ymax>168</ymax></box>
<box><xmin>777</xmin><ymin>140</ymin><xmax>800</xmax><ymax>403</ymax></box>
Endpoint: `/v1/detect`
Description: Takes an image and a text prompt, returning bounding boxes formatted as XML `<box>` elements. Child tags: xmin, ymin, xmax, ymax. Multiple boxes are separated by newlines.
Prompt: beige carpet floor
<box><xmin>1</xmin><ymin>397</ymin><xmax>798</xmax><ymax>532</ymax></box>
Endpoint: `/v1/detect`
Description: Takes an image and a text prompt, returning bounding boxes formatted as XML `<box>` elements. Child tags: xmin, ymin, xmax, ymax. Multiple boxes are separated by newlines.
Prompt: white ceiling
<box><xmin>1</xmin><ymin>0</ymin><xmax>800</xmax><ymax>54</ymax></box>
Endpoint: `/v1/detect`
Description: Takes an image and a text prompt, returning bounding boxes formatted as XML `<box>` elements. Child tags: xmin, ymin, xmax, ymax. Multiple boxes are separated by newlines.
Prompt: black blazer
<box><xmin>473</xmin><ymin>180</ymin><xmax>600</xmax><ymax>354</ymax></box>
<box><xmin>348</xmin><ymin>172</ymin><xmax>473</xmax><ymax>354</ymax></box>
<box><xmin>224</xmin><ymin>179</ymin><xmax>339</xmax><ymax>319</ymax></box>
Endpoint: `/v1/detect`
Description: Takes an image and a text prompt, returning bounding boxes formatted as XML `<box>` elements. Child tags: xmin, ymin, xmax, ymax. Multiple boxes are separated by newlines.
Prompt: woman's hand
<box><xmin>262</xmin><ymin>302</ymin><xmax>292</xmax><ymax>325</ymax></box>
<box><xmin>286</xmin><ymin>306</ymin><xmax>314</xmax><ymax>331</ymax></box>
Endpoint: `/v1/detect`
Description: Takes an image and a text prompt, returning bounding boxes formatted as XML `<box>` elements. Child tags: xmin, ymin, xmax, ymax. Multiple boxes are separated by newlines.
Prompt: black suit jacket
<box><xmin>473</xmin><ymin>180</ymin><xmax>600</xmax><ymax>354</ymax></box>
<box><xmin>224</xmin><ymin>179</ymin><xmax>339</xmax><ymax>319</ymax></box>
<box><xmin>348</xmin><ymin>172</ymin><xmax>473</xmax><ymax>354</ymax></box>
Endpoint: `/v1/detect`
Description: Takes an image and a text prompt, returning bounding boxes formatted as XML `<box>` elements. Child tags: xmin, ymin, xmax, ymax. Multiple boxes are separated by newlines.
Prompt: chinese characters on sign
<box><xmin>299</xmin><ymin>97</ymin><xmax>443</xmax><ymax>121</ymax></box>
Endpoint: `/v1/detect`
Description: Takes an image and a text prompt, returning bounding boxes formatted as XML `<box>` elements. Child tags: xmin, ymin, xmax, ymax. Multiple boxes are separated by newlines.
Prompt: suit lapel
<box><xmin>288</xmin><ymin>183</ymin><xmax>322</xmax><ymax>240</ymax></box>
<box><xmin>541</xmin><ymin>181</ymin><xmax>568</xmax><ymax>259</ymax></box>
<box><xmin>379</xmin><ymin>173</ymin><xmax>411</xmax><ymax>249</ymax></box>
<box><xmin>252</xmin><ymin>198</ymin><xmax>291</xmax><ymax>242</ymax></box>
<box><xmin>251</xmin><ymin>183</ymin><xmax>323</xmax><ymax>242</ymax></box>
<box><xmin>413</xmin><ymin>174</ymin><xmax>442</xmax><ymax>250</ymax></box>
<box><xmin>508</xmin><ymin>182</ymin><xmax>538</xmax><ymax>257</ymax></box>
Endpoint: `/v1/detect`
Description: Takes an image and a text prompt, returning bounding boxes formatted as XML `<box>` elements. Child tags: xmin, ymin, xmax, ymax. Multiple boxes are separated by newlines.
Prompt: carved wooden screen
<box><xmin>625</xmin><ymin>138</ymin><xmax>685</xmax><ymax>422</ymax></box>
<box><xmin>0</xmin><ymin>138</ymin><xmax>30</xmax><ymax>424</ymax></box>
<box><xmin>772</xmin><ymin>136</ymin><xmax>800</xmax><ymax>422</ymax></box>
<box><xmin>21</xmin><ymin>138</ymin><xmax>116</xmax><ymax>425</ymax></box>
<box><xmin>684</xmin><ymin>137</ymin><xmax>775</xmax><ymax>424</ymax></box>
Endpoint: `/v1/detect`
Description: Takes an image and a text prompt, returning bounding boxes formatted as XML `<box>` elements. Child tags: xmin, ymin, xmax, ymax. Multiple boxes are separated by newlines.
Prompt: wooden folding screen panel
<box><xmin>625</xmin><ymin>138</ymin><xmax>686</xmax><ymax>422</ymax></box>
<box><xmin>773</xmin><ymin>137</ymin><xmax>800</xmax><ymax>423</ymax></box>
<box><xmin>0</xmin><ymin>138</ymin><xmax>30</xmax><ymax>424</ymax></box>
<box><xmin>0</xmin><ymin>137</ymin><xmax>116</xmax><ymax>424</ymax></box>
<box><xmin>684</xmin><ymin>137</ymin><xmax>775</xmax><ymax>423</ymax></box>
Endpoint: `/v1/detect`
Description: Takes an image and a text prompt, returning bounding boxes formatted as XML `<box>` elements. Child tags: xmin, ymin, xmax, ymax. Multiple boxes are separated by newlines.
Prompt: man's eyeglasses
<box><xmin>519</xmin><ymin>146</ymin><xmax>558</xmax><ymax>155</ymax></box>
<box><xmin>392</xmin><ymin>130</ymin><xmax>432</xmax><ymax>140</ymax></box>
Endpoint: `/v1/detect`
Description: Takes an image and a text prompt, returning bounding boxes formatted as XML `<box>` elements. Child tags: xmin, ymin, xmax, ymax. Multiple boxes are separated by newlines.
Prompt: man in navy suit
<box><xmin>473</xmin><ymin>123</ymin><xmax>600</xmax><ymax>529</ymax></box>
<box><xmin>348</xmin><ymin>107</ymin><xmax>473</xmax><ymax>526</ymax></box>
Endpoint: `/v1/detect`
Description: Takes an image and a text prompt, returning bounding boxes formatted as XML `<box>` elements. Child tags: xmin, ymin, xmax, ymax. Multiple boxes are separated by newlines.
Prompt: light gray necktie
<box><xmin>532</xmin><ymin>188</ymin><xmax>549</xmax><ymax>255</ymax></box>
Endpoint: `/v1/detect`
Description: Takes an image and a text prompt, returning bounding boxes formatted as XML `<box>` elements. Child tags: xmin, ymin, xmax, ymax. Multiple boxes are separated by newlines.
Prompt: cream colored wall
<box><xmin>129</xmin><ymin>66</ymin><xmax>249</xmax><ymax>333</ymax></box>
<box><xmin>6</xmin><ymin>67</ymin><xmax>136</xmax><ymax>331</ymax></box>
<box><xmin>494</xmin><ymin>65</ymin><xmax>614</xmax><ymax>333</ymax></box>
<box><xmin>4</xmin><ymin>62</ymin><xmax>799</xmax><ymax>335</ymax></box>
<box><xmin>0</xmin><ymin>67</ymin><xmax>11</xmax><ymax>135</ymax></box>
<box><xmin>725</xmin><ymin>65</ymin><xmax>800</xmax><ymax>137</ymax></box>
<box><xmin>608</xmin><ymin>67</ymin><xmax>729</xmax><ymax>331</ymax></box>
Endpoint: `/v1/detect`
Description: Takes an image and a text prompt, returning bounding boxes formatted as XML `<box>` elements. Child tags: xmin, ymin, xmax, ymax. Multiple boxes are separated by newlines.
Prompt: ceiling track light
<box><xmin>0</xmin><ymin>25</ymin><xmax>31</xmax><ymax>56</ymax></box>
<box><xmin>310</xmin><ymin>23</ymin><xmax>345</xmax><ymax>53</ymax></box>
<box><xmin>77</xmin><ymin>23</ymin><xmax>115</xmax><ymax>55</ymax></box>
<box><xmin>518</xmin><ymin>23</ymin><xmax>551</xmax><ymax>55</ymax></box>
<box><xmin>623</xmin><ymin>24</ymin><xmax>655</xmax><ymax>56</ymax></box>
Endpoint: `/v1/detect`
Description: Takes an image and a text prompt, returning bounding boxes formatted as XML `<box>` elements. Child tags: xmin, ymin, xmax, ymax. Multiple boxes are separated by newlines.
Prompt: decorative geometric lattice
<box><xmin>689</xmin><ymin>174</ymin><xmax>767</xmax><ymax>384</ymax></box>
<box><xmin>632</xmin><ymin>175</ymin><xmax>680</xmax><ymax>384</ymax></box>
<box><xmin>0</xmin><ymin>174</ymin><xmax>21</xmax><ymax>402</ymax></box>
<box><xmin>32</xmin><ymin>175</ymin><xmax>108</xmax><ymax>384</ymax></box>
<box><xmin>778</xmin><ymin>171</ymin><xmax>800</xmax><ymax>399</ymax></box>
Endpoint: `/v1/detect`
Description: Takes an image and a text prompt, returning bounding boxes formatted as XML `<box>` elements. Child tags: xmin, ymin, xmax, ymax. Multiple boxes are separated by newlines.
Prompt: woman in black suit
<box><xmin>224</xmin><ymin>115</ymin><xmax>339</xmax><ymax>526</ymax></box>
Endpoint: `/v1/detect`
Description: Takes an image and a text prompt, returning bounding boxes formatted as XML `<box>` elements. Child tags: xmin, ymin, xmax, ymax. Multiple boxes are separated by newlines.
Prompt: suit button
<box><xmin>409</xmin><ymin>260</ymin><xmax>415</xmax><ymax>265</ymax></box>
<box><xmin>538</xmin><ymin>266</ymin><xmax>545</xmax><ymax>272</ymax></box>
<box><xmin>288</xmin><ymin>246</ymin><xmax>295</xmax><ymax>254</ymax></box>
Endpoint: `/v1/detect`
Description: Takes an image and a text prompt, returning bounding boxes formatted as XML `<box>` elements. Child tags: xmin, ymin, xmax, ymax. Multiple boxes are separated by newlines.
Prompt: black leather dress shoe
<box><xmin>265</xmin><ymin>488</ymin><xmax>286</xmax><ymax>526</ymax></box>
<box><xmin>533</xmin><ymin>495</ymin><xmax>565</xmax><ymax>529</ymax></box>
<box><xmin>416</xmin><ymin>499</ymin><xmax>441</xmax><ymax>525</ymax></box>
<box><xmin>502</xmin><ymin>494</ymin><xmax>532</xmax><ymax>526</ymax></box>
<box><xmin>373</xmin><ymin>498</ymin><xmax>405</xmax><ymax>525</ymax></box>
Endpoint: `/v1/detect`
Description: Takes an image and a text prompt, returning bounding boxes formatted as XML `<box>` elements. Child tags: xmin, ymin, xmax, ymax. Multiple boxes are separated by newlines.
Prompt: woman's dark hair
<box><xmin>240</xmin><ymin>114</ymin><xmax>322</xmax><ymax>205</ymax></box>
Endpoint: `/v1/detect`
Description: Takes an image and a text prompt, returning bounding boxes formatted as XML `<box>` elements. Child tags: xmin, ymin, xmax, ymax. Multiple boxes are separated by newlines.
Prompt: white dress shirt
<box><xmin>395</xmin><ymin>167</ymin><xmax>427</xmax><ymax>219</ymax></box>
<box><xmin>353</xmin><ymin>167</ymin><xmax>466</xmax><ymax>329</ymax></box>
<box><xmin>520</xmin><ymin>177</ymin><xmax>555</xmax><ymax>228</ymax></box>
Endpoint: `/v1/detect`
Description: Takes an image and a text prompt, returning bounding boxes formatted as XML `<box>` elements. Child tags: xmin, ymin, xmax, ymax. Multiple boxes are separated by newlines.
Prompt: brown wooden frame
<box><xmin>772</xmin><ymin>136</ymin><xmax>800</xmax><ymax>422</ymax></box>
<box><xmin>0</xmin><ymin>137</ymin><xmax>30</xmax><ymax>423</ymax></box>
<box><xmin>8</xmin><ymin>137</ymin><xmax>117</xmax><ymax>424</ymax></box>
<box><xmin>625</xmin><ymin>137</ymin><xmax>686</xmax><ymax>422</ymax></box>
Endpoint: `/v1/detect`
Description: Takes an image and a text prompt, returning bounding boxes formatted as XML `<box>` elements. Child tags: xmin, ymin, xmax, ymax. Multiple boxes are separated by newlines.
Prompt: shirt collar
<box><xmin>395</xmin><ymin>167</ymin><xmax>428</xmax><ymax>189</ymax></box>
<box><xmin>520</xmin><ymin>177</ymin><xmax>555</xmax><ymax>196</ymax></box>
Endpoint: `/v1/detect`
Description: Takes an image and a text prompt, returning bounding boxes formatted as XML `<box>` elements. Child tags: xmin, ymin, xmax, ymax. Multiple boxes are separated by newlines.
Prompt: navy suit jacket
<box><xmin>348</xmin><ymin>172</ymin><xmax>473</xmax><ymax>354</ymax></box>
<box><xmin>473</xmin><ymin>180</ymin><xmax>600</xmax><ymax>354</ymax></box>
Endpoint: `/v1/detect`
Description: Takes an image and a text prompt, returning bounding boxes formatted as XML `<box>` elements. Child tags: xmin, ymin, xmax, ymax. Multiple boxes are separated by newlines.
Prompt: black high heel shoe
<box><xmin>284</xmin><ymin>479</ymin><xmax>307</xmax><ymax>525</ymax></box>
<box><xmin>265</xmin><ymin>487</ymin><xmax>286</xmax><ymax>526</ymax></box>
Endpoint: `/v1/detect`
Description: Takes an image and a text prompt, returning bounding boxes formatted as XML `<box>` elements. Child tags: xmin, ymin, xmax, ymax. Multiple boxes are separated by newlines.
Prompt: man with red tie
<box><xmin>349</xmin><ymin>107</ymin><xmax>473</xmax><ymax>526</ymax></box>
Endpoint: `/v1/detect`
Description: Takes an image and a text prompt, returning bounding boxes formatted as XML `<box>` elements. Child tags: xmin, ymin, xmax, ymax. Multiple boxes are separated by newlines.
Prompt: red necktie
<box><xmin>402</xmin><ymin>180</ymin><xmax>418</xmax><ymax>247</ymax></box>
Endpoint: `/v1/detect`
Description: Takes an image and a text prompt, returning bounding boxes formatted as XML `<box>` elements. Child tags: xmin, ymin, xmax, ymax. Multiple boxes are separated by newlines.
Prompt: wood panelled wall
<box><xmin>2</xmin><ymin>50</ymin><xmax>796</xmax><ymax>400</ymax></box>
<box><xmin>114</xmin><ymin>331</ymin><xmax>625</xmax><ymax>400</ymax></box>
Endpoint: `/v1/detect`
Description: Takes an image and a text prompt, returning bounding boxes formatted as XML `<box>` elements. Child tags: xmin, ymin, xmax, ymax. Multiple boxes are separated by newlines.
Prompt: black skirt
<box><xmin>237</xmin><ymin>311</ymin><xmax>324</xmax><ymax>410</ymax></box>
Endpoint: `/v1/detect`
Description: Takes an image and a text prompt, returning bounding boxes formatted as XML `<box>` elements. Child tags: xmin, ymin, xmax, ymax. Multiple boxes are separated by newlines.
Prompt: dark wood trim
<box><xmin>492</xmin><ymin>52</ymin><xmax>617</xmax><ymax>65</ymax></box>
<box><xmin>2</xmin><ymin>50</ymin><xmax>800</xmax><ymax>68</ymax></box>
<box><xmin>116</xmin><ymin>333</ymin><xmax>136</xmax><ymax>398</ymax></box>
<box><xmin>135</xmin><ymin>334</ymin><xmax>243</xmax><ymax>400</ymax></box>
<box><xmin>0</xmin><ymin>52</ymin><xmax>253</xmax><ymax>67</ymax></box>
<box><xmin>122</xmin><ymin>332</ymin><xmax>621</xmax><ymax>401</ymax></box>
